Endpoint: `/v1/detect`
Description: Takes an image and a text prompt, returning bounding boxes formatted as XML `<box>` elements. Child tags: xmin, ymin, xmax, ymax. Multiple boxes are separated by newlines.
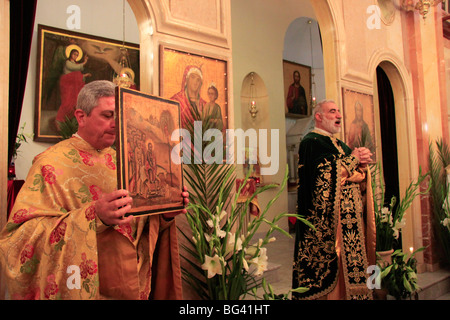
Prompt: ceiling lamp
<box><xmin>113</xmin><ymin>0</ymin><xmax>134</xmax><ymax>88</ymax></box>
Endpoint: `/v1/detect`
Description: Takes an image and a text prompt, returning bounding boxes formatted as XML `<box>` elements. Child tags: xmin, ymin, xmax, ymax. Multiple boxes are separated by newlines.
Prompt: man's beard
<box><xmin>322</xmin><ymin>117</ymin><xmax>341</xmax><ymax>134</ymax></box>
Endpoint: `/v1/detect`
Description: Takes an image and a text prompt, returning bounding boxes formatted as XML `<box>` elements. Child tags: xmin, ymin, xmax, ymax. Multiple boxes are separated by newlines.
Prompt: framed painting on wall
<box><xmin>115</xmin><ymin>86</ymin><xmax>184</xmax><ymax>216</ymax></box>
<box><xmin>159</xmin><ymin>45</ymin><xmax>228</xmax><ymax>132</ymax></box>
<box><xmin>342</xmin><ymin>88</ymin><xmax>377</xmax><ymax>161</ymax></box>
<box><xmin>283</xmin><ymin>60</ymin><xmax>311</xmax><ymax>118</ymax></box>
<box><xmin>34</xmin><ymin>24</ymin><xmax>140</xmax><ymax>142</ymax></box>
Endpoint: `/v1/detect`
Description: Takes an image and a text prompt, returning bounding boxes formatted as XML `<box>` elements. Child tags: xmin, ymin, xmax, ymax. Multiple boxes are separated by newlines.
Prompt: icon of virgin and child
<box><xmin>170</xmin><ymin>65</ymin><xmax>224</xmax><ymax>131</ymax></box>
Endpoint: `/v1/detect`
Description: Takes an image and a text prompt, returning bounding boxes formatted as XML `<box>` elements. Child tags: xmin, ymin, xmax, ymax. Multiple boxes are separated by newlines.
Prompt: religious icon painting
<box><xmin>283</xmin><ymin>60</ymin><xmax>312</xmax><ymax>118</ymax></box>
<box><xmin>159</xmin><ymin>45</ymin><xmax>229</xmax><ymax>132</ymax></box>
<box><xmin>34</xmin><ymin>24</ymin><xmax>140</xmax><ymax>143</ymax></box>
<box><xmin>342</xmin><ymin>88</ymin><xmax>377</xmax><ymax>162</ymax></box>
<box><xmin>115</xmin><ymin>86</ymin><xmax>184</xmax><ymax>216</ymax></box>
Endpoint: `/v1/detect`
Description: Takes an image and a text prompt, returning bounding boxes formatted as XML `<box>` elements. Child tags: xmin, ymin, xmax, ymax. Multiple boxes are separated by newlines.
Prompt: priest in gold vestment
<box><xmin>0</xmin><ymin>81</ymin><xmax>187</xmax><ymax>300</ymax></box>
<box><xmin>292</xmin><ymin>100</ymin><xmax>376</xmax><ymax>300</ymax></box>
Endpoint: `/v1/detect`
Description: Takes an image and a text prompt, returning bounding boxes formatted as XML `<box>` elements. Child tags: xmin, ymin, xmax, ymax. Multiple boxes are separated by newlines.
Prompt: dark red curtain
<box><xmin>8</xmin><ymin>0</ymin><xmax>37</xmax><ymax>165</ymax></box>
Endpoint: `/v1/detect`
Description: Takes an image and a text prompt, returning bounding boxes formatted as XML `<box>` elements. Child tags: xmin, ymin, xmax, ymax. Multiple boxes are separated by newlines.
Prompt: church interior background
<box><xmin>1</xmin><ymin>0</ymin><xmax>450</xmax><ymax>299</ymax></box>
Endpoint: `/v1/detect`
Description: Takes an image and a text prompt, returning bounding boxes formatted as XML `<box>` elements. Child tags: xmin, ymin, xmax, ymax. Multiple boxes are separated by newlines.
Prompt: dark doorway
<box><xmin>376</xmin><ymin>66</ymin><xmax>401</xmax><ymax>248</ymax></box>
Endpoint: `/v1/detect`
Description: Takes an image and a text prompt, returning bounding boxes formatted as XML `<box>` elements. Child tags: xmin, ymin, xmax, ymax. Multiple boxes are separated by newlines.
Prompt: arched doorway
<box><xmin>283</xmin><ymin>17</ymin><xmax>323</xmax><ymax>223</ymax></box>
<box><xmin>376</xmin><ymin>66</ymin><xmax>401</xmax><ymax>249</ymax></box>
<box><xmin>373</xmin><ymin>58</ymin><xmax>423</xmax><ymax>265</ymax></box>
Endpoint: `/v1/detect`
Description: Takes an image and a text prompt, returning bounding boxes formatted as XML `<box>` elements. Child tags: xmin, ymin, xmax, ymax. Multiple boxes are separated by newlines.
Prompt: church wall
<box><xmin>310</xmin><ymin>1</ymin><xmax>449</xmax><ymax>270</ymax></box>
<box><xmin>230</xmin><ymin>0</ymin><xmax>317</xmax><ymax>233</ymax></box>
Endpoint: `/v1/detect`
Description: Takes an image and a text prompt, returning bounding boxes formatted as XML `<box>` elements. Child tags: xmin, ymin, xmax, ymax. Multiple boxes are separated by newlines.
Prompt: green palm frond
<box><xmin>178</xmin><ymin>104</ymin><xmax>309</xmax><ymax>299</ymax></box>
<box><xmin>428</xmin><ymin>138</ymin><xmax>450</xmax><ymax>264</ymax></box>
<box><xmin>57</xmin><ymin>116</ymin><xmax>78</xmax><ymax>140</ymax></box>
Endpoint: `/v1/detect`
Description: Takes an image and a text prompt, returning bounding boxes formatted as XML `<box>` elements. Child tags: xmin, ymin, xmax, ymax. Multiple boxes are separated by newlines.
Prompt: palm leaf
<box><xmin>428</xmin><ymin>138</ymin><xmax>450</xmax><ymax>264</ymax></box>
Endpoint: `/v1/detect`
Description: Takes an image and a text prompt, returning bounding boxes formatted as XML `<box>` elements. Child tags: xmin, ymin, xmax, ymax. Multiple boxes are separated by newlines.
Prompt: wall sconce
<box><xmin>249</xmin><ymin>72</ymin><xmax>258</xmax><ymax>118</ymax></box>
<box><xmin>402</xmin><ymin>0</ymin><xmax>443</xmax><ymax>20</ymax></box>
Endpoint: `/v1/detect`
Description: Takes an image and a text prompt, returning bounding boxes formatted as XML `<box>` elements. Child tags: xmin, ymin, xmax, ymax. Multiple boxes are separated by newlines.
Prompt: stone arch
<box><xmin>310</xmin><ymin>0</ymin><xmax>341</xmax><ymax>101</ymax></box>
<box><xmin>126</xmin><ymin>0</ymin><xmax>156</xmax><ymax>93</ymax></box>
<box><xmin>369</xmin><ymin>50</ymin><xmax>424</xmax><ymax>262</ymax></box>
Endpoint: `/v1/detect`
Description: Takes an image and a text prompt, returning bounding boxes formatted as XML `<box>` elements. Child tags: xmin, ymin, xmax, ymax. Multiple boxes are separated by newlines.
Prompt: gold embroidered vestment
<box><xmin>292</xmin><ymin>131</ymin><xmax>376</xmax><ymax>300</ymax></box>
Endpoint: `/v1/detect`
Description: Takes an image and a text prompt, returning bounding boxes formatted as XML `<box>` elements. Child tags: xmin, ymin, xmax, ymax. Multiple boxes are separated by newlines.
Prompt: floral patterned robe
<box><xmin>292</xmin><ymin>130</ymin><xmax>376</xmax><ymax>300</ymax></box>
<box><xmin>0</xmin><ymin>136</ymin><xmax>182</xmax><ymax>300</ymax></box>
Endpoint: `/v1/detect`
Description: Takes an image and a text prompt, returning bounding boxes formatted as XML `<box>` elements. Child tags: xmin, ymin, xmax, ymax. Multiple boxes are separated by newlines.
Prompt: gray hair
<box><xmin>313</xmin><ymin>99</ymin><xmax>337</xmax><ymax>115</ymax></box>
<box><xmin>76</xmin><ymin>80</ymin><xmax>116</xmax><ymax>115</ymax></box>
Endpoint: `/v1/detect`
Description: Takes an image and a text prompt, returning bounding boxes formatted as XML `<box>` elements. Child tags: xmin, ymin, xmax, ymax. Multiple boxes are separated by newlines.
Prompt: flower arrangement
<box><xmin>180</xmin><ymin>165</ymin><xmax>311</xmax><ymax>300</ymax></box>
<box><xmin>371</xmin><ymin>162</ymin><xmax>429</xmax><ymax>251</ymax></box>
<box><xmin>178</xmin><ymin>106</ymin><xmax>310</xmax><ymax>300</ymax></box>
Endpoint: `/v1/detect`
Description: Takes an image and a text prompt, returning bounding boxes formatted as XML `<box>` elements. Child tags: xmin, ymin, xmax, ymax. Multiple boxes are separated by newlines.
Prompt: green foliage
<box><xmin>57</xmin><ymin>116</ymin><xmax>78</xmax><ymax>140</ymax></box>
<box><xmin>252</xmin><ymin>278</ymin><xmax>309</xmax><ymax>300</ymax></box>
<box><xmin>428</xmin><ymin>138</ymin><xmax>450</xmax><ymax>264</ymax></box>
<box><xmin>380</xmin><ymin>247</ymin><xmax>424</xmax><ymax>300</ymax></box>
<box><xmin>13</xmin><ymin>122</ymin><xmax>33</xmax><ymax>159</ymax></box>
<box><xmin>371</xmin><ymin>162</ymin><xmax>429</xmax><ymax>251</ymax></box>
<box><xmin>178</xmin><ymin>105</ymin><xmax>310</xmax><ymax>299</ymax></box>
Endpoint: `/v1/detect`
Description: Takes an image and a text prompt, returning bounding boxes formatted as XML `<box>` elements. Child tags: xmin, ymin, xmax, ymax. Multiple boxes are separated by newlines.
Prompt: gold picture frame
<box><xmin>342</xmin><ymin>88</ymin><xmax>377</xmax><ymax>161</ymax></box>
<box><xmin>115</xmin><ymin>86</ymin><xmax>184</xmax><ymax>216</ymax></box>
<box><xmin>283</xmin><ymin>60</ymin><xmax>311</xmax><ymax>118</ymax></box>
<box><xmin>159</xmin><ymin>45</ymin><xmax>228</xmax><ymax>131</ymax></box>
<box><xmin>34</xmin><ymin>24</ymin><xmax>140</xmax><ymax>142</ymax></box>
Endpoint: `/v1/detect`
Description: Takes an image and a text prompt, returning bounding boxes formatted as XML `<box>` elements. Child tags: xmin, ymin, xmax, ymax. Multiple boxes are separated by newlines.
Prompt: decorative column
<box><xmin>405</xmin><ymin>5</ymin><xmax>448</xmax><ymax>270</ymax></box>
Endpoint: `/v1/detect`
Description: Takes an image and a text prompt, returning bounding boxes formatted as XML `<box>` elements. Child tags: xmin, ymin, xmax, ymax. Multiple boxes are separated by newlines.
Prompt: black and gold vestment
<box><xmin>292</xmin><ymin>129</ymin><xmax>376</xmax><ymax>300</ymax></box>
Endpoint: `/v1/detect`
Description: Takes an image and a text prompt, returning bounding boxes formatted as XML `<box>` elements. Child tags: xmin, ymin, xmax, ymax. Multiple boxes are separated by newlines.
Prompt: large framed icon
<box><xmin>115</xmin><ymin>86</ymin><xmax>184</xmax><ymax>216</ymax></box>
<box><xmin>159</xmin><ymin>45</ymin><xmax>228</xmax><ymax>132</ymax></box>
<box><xmin>35</xmin><ymin>24</ymin><xmax>140</xmax><ymax>142</ymax></box>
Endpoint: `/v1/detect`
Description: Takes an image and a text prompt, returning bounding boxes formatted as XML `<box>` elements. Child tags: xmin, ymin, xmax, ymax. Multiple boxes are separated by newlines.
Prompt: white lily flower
<box><xmin>225</xmin><ymin>232</ymin><xmax>243</xmax><ymax>255</ymax></box>
<box><xmin>219</xmin><ymin>210</ymin><xmax>227</xmax><ymax>221</ymax></box>
<box><xmin>216</xmin><ymin>226</ymin><xmax>226</xmax><ymax>238</ymax></box>
<box><xmin>395</xmin><ymin>218</ymin><xmax>406</xmax><ymax>230</ymax></box>
<box><xmin>245</xmin><ymin>245</ymin><xmax>257</xmax><ymax>257</ymax></box>
<box><xmin>201</xmin><ymin>254</ymin><xmax>224</xmax><ymax>278</ymax></box>
<box><xmin>250</xmin><ymin>247</ymin><xmax>268</xmax><ymax>276</ymax></box>
<box><xmin>392</xmin><ymin>218</ymin><xmax>406</xmax><ymax>239</ymax></box>
<box><xmin>242</xmin><ymin>258</ymin><xmax>249</xmax><ymax>271</ymax></box>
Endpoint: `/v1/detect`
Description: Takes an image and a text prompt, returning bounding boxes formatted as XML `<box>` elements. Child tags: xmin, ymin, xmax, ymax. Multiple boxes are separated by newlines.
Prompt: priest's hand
<box><xmin>95</xmin><ymin>189</ymin><xmax>134</xmax><ymax>226</ymax></box>
<box><xmin>162</xmin><ymin>186</ymin><xmax>190</xmax><ymax>220</ymax></box>
<box><xmin>352</xmin><ymin>147</ymin><xmax>373</xmax><ymax>167</ymax></box>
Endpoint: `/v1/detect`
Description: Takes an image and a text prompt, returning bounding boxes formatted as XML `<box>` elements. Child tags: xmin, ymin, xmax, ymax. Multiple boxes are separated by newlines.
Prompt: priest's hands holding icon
<box><xmin>95</xmin><ymin>189</ymin><xmax>134</xmax><ymax>226</ymax></box>
<box><xmin>94</xmin><ymin>187</ymin><xmax>190</xmax><ymax>226</ymax></box>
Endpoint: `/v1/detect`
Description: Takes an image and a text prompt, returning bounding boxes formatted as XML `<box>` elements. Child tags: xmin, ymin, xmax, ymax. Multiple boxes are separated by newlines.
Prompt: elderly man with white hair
<box><xmin>292</xmin><ymin>99</ymin><xmax>376</xmax><ymax>300</ymax></box>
